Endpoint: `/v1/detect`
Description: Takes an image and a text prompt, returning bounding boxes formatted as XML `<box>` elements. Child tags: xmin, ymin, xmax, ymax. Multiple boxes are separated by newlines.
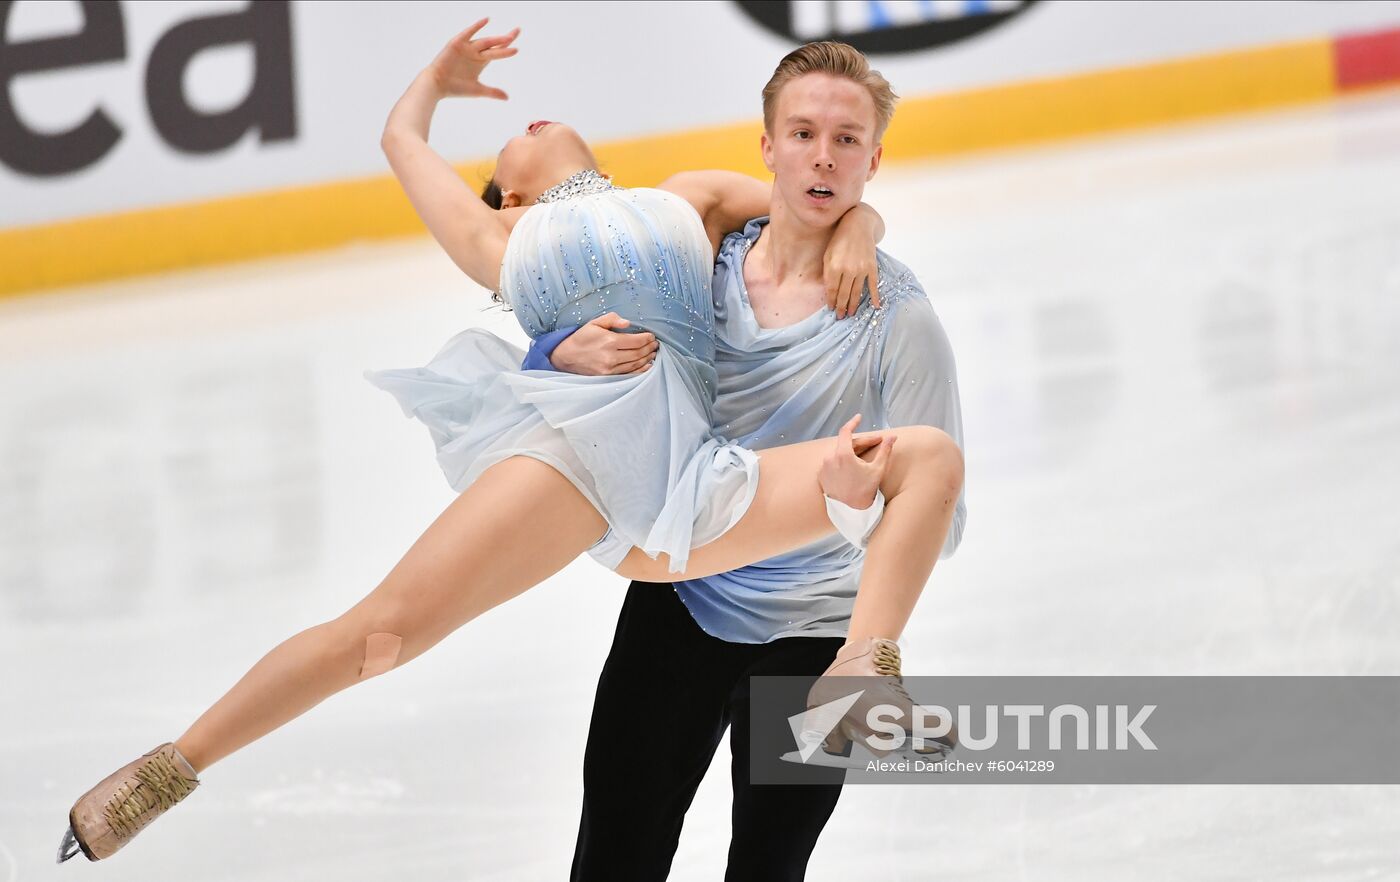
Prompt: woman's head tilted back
<box><xmin>481</xmin><ymin>120</ymin><xmax>600</xmax><ymax>208</ymax></box>
<box><xmin>759</xmin><ymin>41</ymin><xmax>897</xmax><ymax>225</ymax></box>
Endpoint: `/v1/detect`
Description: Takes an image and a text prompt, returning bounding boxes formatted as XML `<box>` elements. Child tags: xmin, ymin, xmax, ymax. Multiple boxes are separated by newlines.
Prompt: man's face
<box><xmin>762</xmin><ymin>73</ymin><xmax>883</xmax><ymax>227</ymax></box>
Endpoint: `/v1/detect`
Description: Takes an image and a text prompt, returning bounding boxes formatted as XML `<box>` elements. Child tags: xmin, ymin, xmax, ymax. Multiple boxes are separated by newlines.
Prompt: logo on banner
<box><xmin>733</xmin><ymin>0</ymin><xmax>1040</xmax><ymax>54</ymax></box>
<box><xmin>1</xmin><ymin>0</ymin><xmax>296</xmax><ymax>177</ymax></box>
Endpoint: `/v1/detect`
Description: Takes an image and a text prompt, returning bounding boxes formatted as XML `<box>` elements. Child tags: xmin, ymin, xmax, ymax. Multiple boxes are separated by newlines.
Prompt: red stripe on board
<box><xmin>1334</xmin><ymin>26</ymin><xmax>1400</xmax><ymax>91</ymax></box>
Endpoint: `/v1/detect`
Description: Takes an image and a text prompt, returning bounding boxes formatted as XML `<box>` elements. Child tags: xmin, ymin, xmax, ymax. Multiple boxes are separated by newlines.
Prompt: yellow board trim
<box><xmin>883</xmin><ymin>36</ymin><xmax>1334</xmax><ymax>156</ymax></box>
<box><xmin>0</xmin><ymin>35</ymin><xmax>1338</xmax><ymax>299</ymax></box>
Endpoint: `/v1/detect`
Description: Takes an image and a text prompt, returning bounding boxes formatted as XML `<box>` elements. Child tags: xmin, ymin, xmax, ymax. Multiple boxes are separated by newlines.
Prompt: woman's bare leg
<box><xmin>172</xmin><ymin>456</ymin><xmax>606</xmax><ymax>774</ymax></box>
<box><xmin>614</xmin><ymin>424</ymin><xmax>964</xmax><ymax>642</ymax></box>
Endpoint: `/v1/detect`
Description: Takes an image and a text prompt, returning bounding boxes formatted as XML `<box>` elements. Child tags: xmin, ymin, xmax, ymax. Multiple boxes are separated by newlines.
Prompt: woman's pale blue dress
<box><xmin>363</xmin><ymin>175</ymin><xmax>759</xmax><ymax>574</ymax></box>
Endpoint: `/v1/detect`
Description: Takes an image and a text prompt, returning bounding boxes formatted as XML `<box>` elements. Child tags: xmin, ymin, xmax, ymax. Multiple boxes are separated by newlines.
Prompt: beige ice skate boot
<box><xmin>57</xmin><ymin>742</ymin><xmax>200</xmax><ymax>863</ymax></box>
<box><xmin>800</xmin><ymin>637</ymin><xmax>957</xmax><ymax>767</ymax></box>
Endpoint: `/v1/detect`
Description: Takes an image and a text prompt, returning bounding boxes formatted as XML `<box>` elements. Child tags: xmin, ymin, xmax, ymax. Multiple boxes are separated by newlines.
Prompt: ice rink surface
<box><xmin>3</xmin><ymin>90</ymin><xmax>1399</xmax><ymax>880</ymax></box>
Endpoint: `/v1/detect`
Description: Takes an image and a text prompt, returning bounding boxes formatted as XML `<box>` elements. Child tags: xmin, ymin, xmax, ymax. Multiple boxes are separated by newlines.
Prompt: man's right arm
<box><xmin>520</xmin><ymin>313</ymin><xmax>658</xmax><ymax>374</ymax></box>
<box><xmin>521</xmin><ymin>325</ymin><xmax>581</xmax><ymax>371</ymax></box>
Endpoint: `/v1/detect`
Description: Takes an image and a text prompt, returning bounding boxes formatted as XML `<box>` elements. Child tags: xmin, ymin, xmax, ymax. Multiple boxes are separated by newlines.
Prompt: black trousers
<box><xmin>570</xmin><ymin>580</ymin><xmax>847</xmax><ymax>882</ymax></box>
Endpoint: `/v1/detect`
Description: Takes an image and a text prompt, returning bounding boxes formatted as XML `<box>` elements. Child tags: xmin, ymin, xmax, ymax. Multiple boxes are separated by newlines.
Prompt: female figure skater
<box><xmin>57</xmin><ymin>20</ymin><xmax>964</xmax><ymax>864</ymax></box>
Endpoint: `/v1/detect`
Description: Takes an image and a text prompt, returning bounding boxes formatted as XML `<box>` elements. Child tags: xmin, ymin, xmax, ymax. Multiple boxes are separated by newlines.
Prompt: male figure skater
<box><xmin>526</xmin><ymin>42</ymin><xmax>967</xmax><ymax>881</ymax></box>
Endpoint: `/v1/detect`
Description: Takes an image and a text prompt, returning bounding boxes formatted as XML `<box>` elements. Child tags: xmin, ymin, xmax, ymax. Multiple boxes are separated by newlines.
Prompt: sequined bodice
<box><xmin>500</xmin><ymin>186</ymin><xmax>718</xmax><ymax>388</ymax></box>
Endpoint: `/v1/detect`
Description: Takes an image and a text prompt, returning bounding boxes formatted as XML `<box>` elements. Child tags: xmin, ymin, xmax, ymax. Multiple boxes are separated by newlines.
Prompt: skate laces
<box><xmin>872</xmin><ymin>641</ymin><xmax>902</xmax><ymax>677</ymax></box>
<box><xmin>102</xmin><ymin>751</ymin><xmax>197</xmax><ymax>839</ymax></box>
<box><xmin>872</xmin><ymin>641</ymin><xmax>913</xmax><ymax>704</ymax></box>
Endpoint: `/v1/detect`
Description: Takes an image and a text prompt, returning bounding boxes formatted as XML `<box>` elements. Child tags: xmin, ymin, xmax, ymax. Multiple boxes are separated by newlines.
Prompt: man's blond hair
<box><xmin>762</xmin><ymin>41</ymin><xmax>898</xmax><ymax>141</ymax></box>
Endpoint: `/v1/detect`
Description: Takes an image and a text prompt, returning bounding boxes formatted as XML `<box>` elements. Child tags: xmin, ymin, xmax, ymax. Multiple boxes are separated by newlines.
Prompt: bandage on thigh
<box><xmin>358</xmin><ymin>632</ymin><xmax>403</xmax><ymax>680</ymax></box>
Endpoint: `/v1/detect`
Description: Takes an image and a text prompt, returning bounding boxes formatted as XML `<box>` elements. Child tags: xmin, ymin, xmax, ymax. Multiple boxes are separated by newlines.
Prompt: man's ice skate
<box><xmin>781</xmin><ymin>637</ymin><xmax>957</xmax><ymax>770</ymax></box>
<box><xmin>57</xmin><ymin>742</ymin><xmax>200</xmax><ymax>863</ymax></box>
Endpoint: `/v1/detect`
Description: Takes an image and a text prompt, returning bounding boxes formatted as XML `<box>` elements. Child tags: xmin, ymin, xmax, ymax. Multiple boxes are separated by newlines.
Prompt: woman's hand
<box><xmin>819</xmin><ymin>415</ymin><xmax>895</xmax><ymax>510</ymax></box>
<box><xmin>551</xmin><ymin>313</ymin><xmax>659</xmax><ymax>375</ymax></box>
<box><xmin>824</xmin><ymin>204</ymin><xmax>884</xmax><ymax>319</ymax></box>
<box><xmin>426</xmin><ymin>18</ymin><xmax>520</xmax><ymax>101</ymax></box>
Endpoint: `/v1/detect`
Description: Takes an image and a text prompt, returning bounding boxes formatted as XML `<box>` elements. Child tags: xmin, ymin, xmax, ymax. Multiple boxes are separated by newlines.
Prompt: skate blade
<box><xmin>57</xmin><ymin>825</ymin><xmax>85</xmax><ymax>863</ymax></box>
<box><xmin>780</xmin><ymin>740</ymin><xmax>956</xmax><ymax>771</ymax></box>
<box><xmin>781</xmin><ymin>746</ymin><xmax>862</xmax><ymax>769</ymax></box>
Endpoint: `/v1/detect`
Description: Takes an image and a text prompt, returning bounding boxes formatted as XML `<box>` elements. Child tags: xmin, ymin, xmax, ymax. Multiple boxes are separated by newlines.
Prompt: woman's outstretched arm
<box><xmin>381</xmin><ymin>20</ymin><xmax>522</xmax><ymax>291</ymax></box>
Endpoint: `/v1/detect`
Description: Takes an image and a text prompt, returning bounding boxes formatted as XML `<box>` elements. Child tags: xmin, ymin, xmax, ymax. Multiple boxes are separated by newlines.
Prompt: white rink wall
<box><xmin>4</xmin><ymin>0</ymin><xmax>1400</xmax><ymax>227</ymax></box>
